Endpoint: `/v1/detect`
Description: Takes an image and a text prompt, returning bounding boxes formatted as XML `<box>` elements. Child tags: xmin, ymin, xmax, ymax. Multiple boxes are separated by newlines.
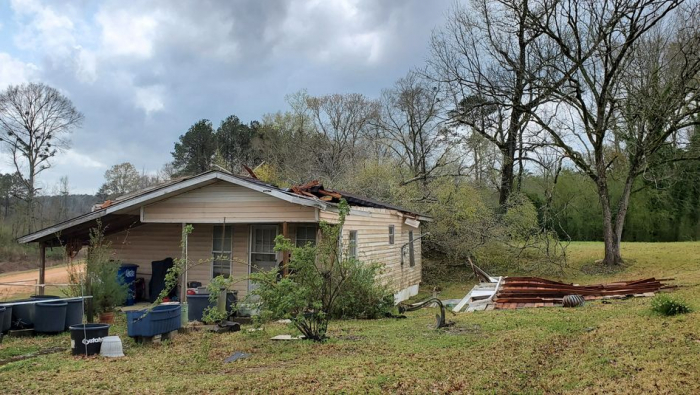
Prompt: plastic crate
<box><xmin>126</xmin><ymin>304</ymin><xmax>181</xmax><ymax>337</ymax></box>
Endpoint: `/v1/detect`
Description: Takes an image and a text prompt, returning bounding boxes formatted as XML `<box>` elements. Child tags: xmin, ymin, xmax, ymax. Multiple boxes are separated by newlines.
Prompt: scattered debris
<box><xmin>454</xmin><ymin>262</ymin><xmax>674</xmax><ymax>312</ymax></box>
<box><xmin>208</xmin><ymin>321</ymin><xmax>241</xmax><ymax>333</ymax></box>
<box><xmin>0</xmin><ymin>347</ymin><xmax>66</xmax><ymax>366</ymax></box>
<box><xmin>562</xmin><ymin>295</ymin><xmax>586</xmax><ymax>308</ymax></box>
<box><xmin>270</xmin><ymin>334</ymin><xmax>305</xmax><ymax>341</ymax></box>
<box><xmin>275</xmin><ymin>319</ymin><xmax>292</xmax><ymax>324</ymax></box>
<box><xmin>225</xmin><ymin>352</ymin><xmax>251</xmax><ymax>363</ymax></box>
<box><xmin>399</xmin><ymin>297</ymin><xmax>454</xmax><ymax>329</ymax></box>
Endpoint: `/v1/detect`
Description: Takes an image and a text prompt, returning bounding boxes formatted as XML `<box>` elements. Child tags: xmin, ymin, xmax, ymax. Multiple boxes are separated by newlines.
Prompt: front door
<box><xmin>249</xmin><ymin>225</ymin><xmax>279</xmax><ymax>291</ymax></box>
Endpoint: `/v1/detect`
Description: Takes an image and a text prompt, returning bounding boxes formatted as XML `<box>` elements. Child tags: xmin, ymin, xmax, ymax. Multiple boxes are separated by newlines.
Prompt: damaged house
<box><xmin>17</xmin><ymin>170</ymin><xmax>430</xmax><ymax>303</ymax></box>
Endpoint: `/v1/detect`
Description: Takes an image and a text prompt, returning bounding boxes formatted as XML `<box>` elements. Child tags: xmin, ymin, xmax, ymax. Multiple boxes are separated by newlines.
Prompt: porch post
<box><xmin>38</xmin><ymin>242</ymin><xmax>46</xmax><ymax>295</ymax></box>
<box><xmin>282</xmin><ymin>222</ymin><xmax>289</xmax><ymax>277</ymax></box>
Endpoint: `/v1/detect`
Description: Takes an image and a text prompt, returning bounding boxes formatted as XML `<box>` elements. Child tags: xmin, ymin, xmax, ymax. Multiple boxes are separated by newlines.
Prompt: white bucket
<box><xmin>100</xmin><ymin>336</ymin><xmax>125</xmax><ymax>358</ymax></box>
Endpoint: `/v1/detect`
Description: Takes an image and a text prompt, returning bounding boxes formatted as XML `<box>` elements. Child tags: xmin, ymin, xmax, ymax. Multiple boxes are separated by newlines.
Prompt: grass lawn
<box><xmin>1</xmin><ymin>241</ymin><xmax>699</xmax><ymax>394</ymax></box>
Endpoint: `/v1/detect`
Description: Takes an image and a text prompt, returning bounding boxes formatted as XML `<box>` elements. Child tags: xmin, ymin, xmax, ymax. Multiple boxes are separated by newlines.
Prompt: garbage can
<box><xmin>186</xmin><ymin>294</ymin><xmax>215</xmax><ymax>322</ymax></box>
<box><xmin>34</xmin><ymin>300</ymin><xmax>68</xmax><ymax>334</ymax></box>
<box><xmin>69</xmin><ymin>323</ymin><xmax>110</xmax><ymax>355</ymax></box>
<box><xmin>118</xmin><ymin>264</ymin><xmax>139</xmax><ymax>306</ymax></box>
<box><xmin>0</xmin><ymin>306</ymin><xmax>5</xmax><ymax>333</ymax></box>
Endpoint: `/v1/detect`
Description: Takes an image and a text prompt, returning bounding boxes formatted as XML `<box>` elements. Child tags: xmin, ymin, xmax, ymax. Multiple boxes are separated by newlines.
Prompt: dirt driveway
<box><xmin>0</xmin><ymin>264</ymin><xmax>84</xmax><ymax>298</ymax></box>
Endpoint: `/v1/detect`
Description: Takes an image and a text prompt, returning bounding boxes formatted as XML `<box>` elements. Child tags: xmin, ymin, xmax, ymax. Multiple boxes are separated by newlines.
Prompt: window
<box><xmin>295</xmin><ymin>225</ymin><xmax>318</xmax><ymax>247</ymax></box>
<box><xmin>212</xmin><ymin>225</ymin><xmax>233</xmax><ymax>278</ymax></box>
<box><xmin>408</xmin><ymin>230</ymin><xmax>415</xmax><ymax>267</ymax></box>
<box><xmin>348</xmin><ymin>230</ymin><xmax>358</xmax><ymax>259</ymax></box>
<box><xmin>250</xmin><ymin>225</ymin><xmax>278</xmax><ymax>273</ymax></box>
<box><xmin>388</xmin><ymin>225</ymin><xmax>395</xmax><ymax>245</ymax></box>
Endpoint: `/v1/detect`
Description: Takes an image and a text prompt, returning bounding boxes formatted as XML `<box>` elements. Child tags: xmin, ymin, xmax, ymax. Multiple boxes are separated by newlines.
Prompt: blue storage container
<box><xmin>126</xmin><ymin>304</ymin><xmax>181</xmax><ymax>337</ymax></box>
<box><xmin>118</xmin><ymin>264</ymin><xmax>139</xmax><ymax>306</ymax></box>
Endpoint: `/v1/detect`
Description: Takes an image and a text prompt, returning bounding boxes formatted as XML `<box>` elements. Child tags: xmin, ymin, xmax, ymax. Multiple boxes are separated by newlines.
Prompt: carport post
<box><xmin>38</xmin><ymin>242</ymin><xmax>46</xmax><ymax>295</ymax></box>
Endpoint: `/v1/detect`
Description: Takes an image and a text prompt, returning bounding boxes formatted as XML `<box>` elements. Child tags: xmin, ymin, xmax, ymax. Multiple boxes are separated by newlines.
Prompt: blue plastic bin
<box><xmin>126</xmin><ymin>304</ymin><xmax>181</xmax><ymax>338</ymax></box>
<box><xmin>118</xmin><ymin>264</ymin><xmax>139</xmax><ymax>306</ymax></box>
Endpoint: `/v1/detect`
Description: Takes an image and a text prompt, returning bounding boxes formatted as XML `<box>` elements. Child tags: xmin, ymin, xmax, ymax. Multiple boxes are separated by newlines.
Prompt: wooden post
<box><xmin>38</xmin><ymin>242</ymin><xmax>46</xmax><ymax>295</ymax></box>
<box><xmin>282</xmin><ymin>222</ymin><xmax>289</xmax><ymax>277</ymax></box>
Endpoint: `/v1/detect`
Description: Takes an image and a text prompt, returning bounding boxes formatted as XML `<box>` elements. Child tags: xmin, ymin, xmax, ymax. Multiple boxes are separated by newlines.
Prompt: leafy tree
<box><xmin>97</xmin><ymin>162</ymin><xmax>142</xmax><ymax>200</ymax></box>
<box><xmin>0</xmin><ymin>83</ymin><xmax>83</xmax><ymax>232</ymax></box>
<box><xmin>171</xmin><ymin>119</ymin><xmax>216</xmax><ymax>176</ymax></box>
<box><xmin>215</xmin><ymin>115</ymin><xmax>261</xmax><ymax>173</ymax></box>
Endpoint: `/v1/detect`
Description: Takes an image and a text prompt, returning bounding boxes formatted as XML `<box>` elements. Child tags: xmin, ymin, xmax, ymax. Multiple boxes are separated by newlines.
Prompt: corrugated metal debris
<box><xmin>453</xmin><ymin>261</ymin><xmax>674</xmax><ymax>313</ymax></box>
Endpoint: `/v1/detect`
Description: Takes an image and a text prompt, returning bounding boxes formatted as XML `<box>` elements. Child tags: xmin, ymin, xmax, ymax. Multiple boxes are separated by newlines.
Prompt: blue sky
<box><xmin>0</xmin><ymin>0</ymin><xmax>451</xmax><ymax>194</ymax></box>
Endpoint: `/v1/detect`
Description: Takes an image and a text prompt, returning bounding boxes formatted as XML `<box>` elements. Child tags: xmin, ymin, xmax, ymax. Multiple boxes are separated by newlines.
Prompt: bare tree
<box><xmin>0</xmin><ymin>83</ymin><xmax>83</xmax><ymax>232</ymax></box>
<box><xmin>306</xmin><ymin>93</ymin><xmax>379</xmax><ymax>180</ymax></box>
<box><xmin>429</xmin><ymin>0</ymin><xmax>565</xmax><ymax>206</ymax></box>
<box><xmin>529</xmin><ymin>0</ymin><xmax>699</xmax><ymax>265</ymax></box>
<box><xmin>375</xmin><ymin>72</ymin><xmax>455</xmax><ymax>188</ymax></box>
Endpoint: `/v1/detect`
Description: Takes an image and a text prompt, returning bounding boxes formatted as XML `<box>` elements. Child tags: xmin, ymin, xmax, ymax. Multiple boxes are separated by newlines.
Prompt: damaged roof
<box><xmin>18</xmin><ymin>170</ymin><xmax>428</xmax><ymax>244</ymax></box>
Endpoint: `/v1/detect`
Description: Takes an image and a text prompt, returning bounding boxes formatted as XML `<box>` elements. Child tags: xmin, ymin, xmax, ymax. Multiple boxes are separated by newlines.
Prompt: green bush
<box><xmin>330</xmin><ymin>260</ymin><xmax>394</xmax><ymax>320</ymax></box>
<box><xmin>651</xmin><ymin>294</ymin><xmax>692</xmax><ymax>316</ymax></box>
<box><xmin>85</xmin><ymin>221</ymin><xmax>128</xmax><ymax>313</ymax></box>
<box><xmin>249</xmin><ymin>200</ymin><xmax>393</xmax><ymax>341</ymax></box>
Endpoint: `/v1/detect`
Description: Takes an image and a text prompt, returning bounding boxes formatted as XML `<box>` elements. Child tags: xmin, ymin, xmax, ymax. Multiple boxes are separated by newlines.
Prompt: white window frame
<box><xmin>212</xmin><ymin>225</ymin><xmax>233</xmax><ymax>278</ymax></box>
<box><xmin>348</xmin><ymin>230</ymin><xmax>358</xmax><ymax>259</ymax></box>
<box><xmin>248</xmin><ymin>224</ymin><xmax>279</xmax><ymax>291</ymax></box>
<box><xmin>388</xmin><ymin>225</ymin><xmax>395</xmax><ymax>245</ymax></box>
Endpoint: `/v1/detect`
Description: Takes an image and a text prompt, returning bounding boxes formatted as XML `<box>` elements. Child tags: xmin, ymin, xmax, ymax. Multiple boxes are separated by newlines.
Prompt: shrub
<box><xmin>249</xmin><ymin>199</ymin><xmax>393</xmax><ymax>341</ymax></box>
<box><xmin>651</xmin><ymin>294</ymin><xmax>692</xmax><ymax>316</ymax></box>
<box><xmin>330</xmin><ymin>260</ymin><xmax>394</xmax><ymax>320</ymax></box>
<box><xmin>85</xmin><ymin>222</ymin><xmax>128</xmax><ymax>313</ymax></box>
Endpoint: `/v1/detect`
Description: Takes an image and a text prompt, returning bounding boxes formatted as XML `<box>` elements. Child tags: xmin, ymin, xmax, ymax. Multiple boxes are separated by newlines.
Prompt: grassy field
<box><xmin>1</xmin><ymin>242</ymin><xmax>699</xmax><ymax>394</ymax></box>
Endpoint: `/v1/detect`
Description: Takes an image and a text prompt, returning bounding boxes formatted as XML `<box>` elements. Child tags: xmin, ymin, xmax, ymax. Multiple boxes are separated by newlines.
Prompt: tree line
<box><xmin>1</xmin><ymin>0</ymin><xmax>699</xmax><ymax>270</ymax></box>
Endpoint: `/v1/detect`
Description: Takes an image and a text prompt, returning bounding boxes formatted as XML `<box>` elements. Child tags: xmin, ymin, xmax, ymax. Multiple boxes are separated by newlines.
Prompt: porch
<box><xmin>105</xmin><ymin>221</ymin><xmax>319</xmax><ymax>301</ymax></box>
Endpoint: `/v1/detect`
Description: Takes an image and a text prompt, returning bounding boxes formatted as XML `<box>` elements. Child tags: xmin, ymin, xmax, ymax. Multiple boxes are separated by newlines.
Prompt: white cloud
<box><xmin>10</xmin><ymin>0</ymin><xmax>77</xmax><ymax>58</ymax></box>
<box><xmin>0</xmin><ymin>52</ymin><xmax>39</xmax><ymax>87</ymax></box>
<box><xmin>135</xmin><ymin>85</ymin><xmax>165</xmax><ymax>114</ymax></box>
<box><xmin>52</xmin><ymin>149</ymin><xmax>105</xmax><ymax>169</ymax></box>
<box><xmin>96</xmin><ymin>8</ymin><xmax>158</xmax><ymax>58</ymax></box>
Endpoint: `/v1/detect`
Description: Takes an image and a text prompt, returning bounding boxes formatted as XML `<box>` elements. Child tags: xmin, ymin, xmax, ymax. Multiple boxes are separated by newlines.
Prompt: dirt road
<box><xmin>0</xmin><ymin>264</ymin><xmax>83</xmax><ymax>298</ymax></box>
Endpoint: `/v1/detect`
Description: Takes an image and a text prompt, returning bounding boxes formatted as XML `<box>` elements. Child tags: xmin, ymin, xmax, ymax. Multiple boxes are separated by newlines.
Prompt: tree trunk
<box><xmin>597</xmin><ymin>177</ymin><xmax>624</xmax><ymax>266</ymax></box>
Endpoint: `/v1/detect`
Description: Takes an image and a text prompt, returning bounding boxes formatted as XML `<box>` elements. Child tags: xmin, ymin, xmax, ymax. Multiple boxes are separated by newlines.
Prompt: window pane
<box><xmin>349</xmin><ymin>230</ymin><xmax>358</xmax><ymax>258</ymax></box>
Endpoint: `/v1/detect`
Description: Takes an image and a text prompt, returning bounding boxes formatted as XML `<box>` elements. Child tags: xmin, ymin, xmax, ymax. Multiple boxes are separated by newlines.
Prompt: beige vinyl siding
<box><xmin>320</xmin><ymin>208</ymin><xmax>422</xmax><ymax>293</ymax></box>
<box><xmin>184</xmin><ymin>224</ymin><xmax>251</xmax><ymax>298</ymax></box>
<box><xmin>105</xmin><ymin>223</ymin><xmax>182</xmax><ymax>287</ymax></box>
<box><xmin>141</xmin><ymin>181</ymin><xmax>318</xmax><ymax>223</ymax></box>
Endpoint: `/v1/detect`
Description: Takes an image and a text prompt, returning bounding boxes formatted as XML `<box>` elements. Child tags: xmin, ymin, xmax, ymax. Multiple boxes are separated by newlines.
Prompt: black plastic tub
<box><xmin>126</xmin><ymin>304</ymin><xmax>182</xmax><ymax>337</ymax></box>
<box><xmin>11</xmin><ymin>299</ymin><xmax>35</xmax><ymax>329</ymax></box>
<box><xmin>0</xmin><ymin>306</ymin><xmax>5</xmax><ymax>333</ymax></box>
<box><xmin>69</xmin><ymin>324</ymin><xmax>110</xmax><ymax>355</ymax></box>
<box><xmin>0</xmin><ymin>305</ymin><xmax>11</xmax><ymax>333</ymax></box>
<box><xmin>186</xmin><ymin>294</ymin><xmax>215</xmax><ymax>322</ymax></box>
<box><xmin>64</xmin><ymin>299</ymin><xmax>83</xmax><ymax>330</ymax></box>
<box><xmin>34</xmin><ymin>300</ymin><xmax>68</xmax><ymax>334</ymax></box>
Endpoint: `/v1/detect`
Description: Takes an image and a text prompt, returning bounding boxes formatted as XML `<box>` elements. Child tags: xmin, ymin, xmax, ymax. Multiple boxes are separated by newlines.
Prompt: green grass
<box><xmin>1</xmin><ymin>241</ymin><xmax>699</xmax><ymax>394</ymax></box>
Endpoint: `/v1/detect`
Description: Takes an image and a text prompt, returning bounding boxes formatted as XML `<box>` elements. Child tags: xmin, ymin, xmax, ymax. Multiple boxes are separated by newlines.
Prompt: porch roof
<box><xmin>17</xmin><ymin>170</ymin><xmax>327</xmax><ymax>245</ymax></box>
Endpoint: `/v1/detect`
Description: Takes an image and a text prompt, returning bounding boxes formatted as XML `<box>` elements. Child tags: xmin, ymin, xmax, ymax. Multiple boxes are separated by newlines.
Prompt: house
<box><xmin>18</xmin><ymin>170</ymin><xmax>431</xmax><ymax>303</ymax></box>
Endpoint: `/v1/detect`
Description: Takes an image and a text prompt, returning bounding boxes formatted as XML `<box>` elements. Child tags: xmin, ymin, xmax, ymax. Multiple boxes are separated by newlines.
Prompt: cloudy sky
<box><xmin>0</xmin><ymin>0</ymin><xmax>451</xmax><ymax>194</ymax></box>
